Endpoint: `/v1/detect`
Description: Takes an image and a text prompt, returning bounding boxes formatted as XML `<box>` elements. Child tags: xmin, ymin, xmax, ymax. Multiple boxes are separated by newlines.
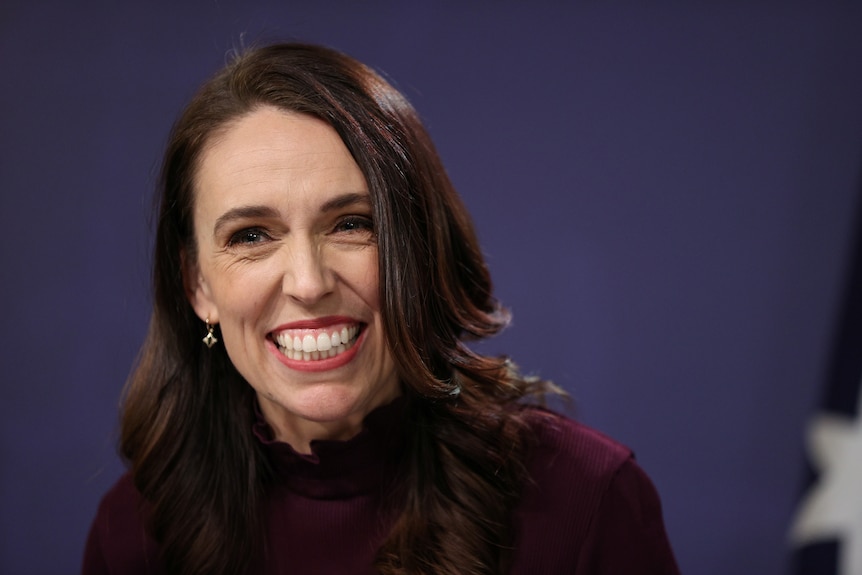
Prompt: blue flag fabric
<box><xmin>789</xmin><ymin>193</ymin><xmax>862</xmax><ymax>574</ymax></box>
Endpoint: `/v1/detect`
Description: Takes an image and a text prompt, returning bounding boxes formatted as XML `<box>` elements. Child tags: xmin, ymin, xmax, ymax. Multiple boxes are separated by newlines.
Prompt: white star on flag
<box><xmin>790</xmin><ymin>379</ymin><xmax>862</xmax><ymax>575</ymax></box>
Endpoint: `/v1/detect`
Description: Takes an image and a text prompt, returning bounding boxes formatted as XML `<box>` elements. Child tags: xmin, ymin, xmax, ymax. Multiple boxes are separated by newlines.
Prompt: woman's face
<box><xmin>186</xmin><ymin>106</ymin><xmax>400</xmax><ymax>452</ymax></box>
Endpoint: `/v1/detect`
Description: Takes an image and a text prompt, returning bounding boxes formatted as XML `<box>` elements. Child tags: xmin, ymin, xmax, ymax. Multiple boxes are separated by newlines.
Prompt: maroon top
<box><xmin>82</xmin><ymin>402</ymin><xmax>680</xmax><ymax>574</ymax></box>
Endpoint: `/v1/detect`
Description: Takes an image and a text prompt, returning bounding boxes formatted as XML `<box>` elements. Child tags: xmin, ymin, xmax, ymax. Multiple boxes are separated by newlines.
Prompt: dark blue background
<box><xmin>2</xmin><ymin>2</ymin><xmax>861</xmax><ymax>574</ymax></box>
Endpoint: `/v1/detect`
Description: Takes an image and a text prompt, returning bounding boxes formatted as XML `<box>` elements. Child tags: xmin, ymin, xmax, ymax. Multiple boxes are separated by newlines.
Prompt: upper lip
<box><xmin>270</xmin><ymin>315</ymin><xmax>362</xmax><ymax>332</ymax></box>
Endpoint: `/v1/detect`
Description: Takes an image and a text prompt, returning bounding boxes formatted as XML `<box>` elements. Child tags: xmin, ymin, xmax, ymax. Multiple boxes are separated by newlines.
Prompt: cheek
<box><xmin>206</xmin><ymin>264</ymin><xmax>276</xmax><ymax>320</ymax></box>
<box><xmin>330</xmin><ymin>248</ymin><xmax>381</xmax><ymax>306</ymax></box>
<box><xmin>356</xmin><ymin>254</ymin><xmax>381</xmax><ymax>309</ymax></box>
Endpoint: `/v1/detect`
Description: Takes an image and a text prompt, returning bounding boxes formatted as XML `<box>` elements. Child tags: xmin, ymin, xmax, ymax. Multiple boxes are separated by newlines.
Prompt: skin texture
<box><xmin>186</xmin><ymin>106</ymin><xmax>400</xmax><ymax>453</ymax></box>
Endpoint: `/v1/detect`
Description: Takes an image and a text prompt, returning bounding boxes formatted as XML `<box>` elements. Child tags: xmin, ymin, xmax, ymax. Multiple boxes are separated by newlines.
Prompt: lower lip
<box><xmin>267</xmin><ymin>328</ymin><xmax>365</xmax><ymax>373</ymax></box>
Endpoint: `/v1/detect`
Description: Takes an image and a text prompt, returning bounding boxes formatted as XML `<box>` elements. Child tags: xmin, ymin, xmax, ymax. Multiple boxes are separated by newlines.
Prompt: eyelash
<box><xmin>333</xmin><ymin>215</ymin><xmax>374</xmax><ymax>234</ymax></box>
<box><xmin>227</xmin><ymin>227</ymin><xmax>271</xmax><ymax>247</ymax></box>
<box><xmin>225</xmin><ymin>215</ymin><xmax>374</xmax><ymax>248</ymax></box>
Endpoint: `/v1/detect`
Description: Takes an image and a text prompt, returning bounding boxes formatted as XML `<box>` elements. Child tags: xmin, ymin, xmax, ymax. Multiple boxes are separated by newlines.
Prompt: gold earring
<box><xmin>202</xmin><ymin>317</ymin><xmax>219</xmax><ymax>348</ymax></box>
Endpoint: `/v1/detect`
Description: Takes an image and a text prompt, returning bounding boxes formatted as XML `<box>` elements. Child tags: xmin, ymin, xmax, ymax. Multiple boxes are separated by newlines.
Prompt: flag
<box><xmin>789</xmin><ymin>191</ymin><xmax>862</xmax><ymax>574</ymax></box>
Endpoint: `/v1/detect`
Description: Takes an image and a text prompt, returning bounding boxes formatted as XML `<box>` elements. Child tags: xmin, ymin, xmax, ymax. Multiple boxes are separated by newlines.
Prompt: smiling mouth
<box><xmin>271</xmin><ymin>324</ymin><xmax>363</xmax><ymax>361</ymax></box>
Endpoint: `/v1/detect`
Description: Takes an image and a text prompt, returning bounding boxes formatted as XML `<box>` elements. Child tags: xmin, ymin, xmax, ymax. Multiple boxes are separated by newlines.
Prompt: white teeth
<box><xmin>302</xmin><ymin>335</ymin><xmax>316</xmax><ymax>353</ymax></box>
<box><xmin>274</xmin><ymin>324</ymin><xmax>360</xmax><ymax>361</ymax></box>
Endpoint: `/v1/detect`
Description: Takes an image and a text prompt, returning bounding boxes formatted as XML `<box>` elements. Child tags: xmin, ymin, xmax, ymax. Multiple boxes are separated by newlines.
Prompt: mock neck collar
<box><xmin>252</xmin><ymin>396</ymin><xmax>408</xmax><ymax>499</ymax></box>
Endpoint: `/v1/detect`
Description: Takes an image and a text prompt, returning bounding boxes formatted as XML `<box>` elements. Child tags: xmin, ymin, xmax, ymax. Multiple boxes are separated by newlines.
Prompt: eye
<box><xmin>333</xmin><ymin>215</ymin><xmax>374</xmax><ymax>235</ymax></box>
<box><xmin>227</xmin><ymin>227</ymin><xmax>271</xmax><ymax>247</ymax></box>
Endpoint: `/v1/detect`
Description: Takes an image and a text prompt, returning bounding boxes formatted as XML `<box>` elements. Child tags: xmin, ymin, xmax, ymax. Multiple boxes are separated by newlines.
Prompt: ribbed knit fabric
<box><xmin>82</xmin><ymin>400</ymin><xmax>679</xmax><ymax>574</ymax></box>
<box><xmin>510</xmin><ymin>409</ymin><xmax>679</xmax><ymax>574</ymax></box>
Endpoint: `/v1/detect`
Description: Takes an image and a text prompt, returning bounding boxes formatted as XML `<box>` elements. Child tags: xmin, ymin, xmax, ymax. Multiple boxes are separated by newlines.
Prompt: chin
<box><xmin>273</xmin><ymin>384</ymin><xmax>375</xmax><ymax>432</ymax></box>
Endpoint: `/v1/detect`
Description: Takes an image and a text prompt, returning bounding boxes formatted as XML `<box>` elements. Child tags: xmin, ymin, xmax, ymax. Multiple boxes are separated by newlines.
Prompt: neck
<box><xmin>255</xmin><ymin>387</ymin><xmax>402</xmax><ymax>454</ymax></box>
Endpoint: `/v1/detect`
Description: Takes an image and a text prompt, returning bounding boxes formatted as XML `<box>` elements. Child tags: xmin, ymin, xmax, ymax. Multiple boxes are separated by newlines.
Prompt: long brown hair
<box><xmin>121</xmin><ymin>43</ymin><xmax>554</xmax><ymax>575</ymax></box>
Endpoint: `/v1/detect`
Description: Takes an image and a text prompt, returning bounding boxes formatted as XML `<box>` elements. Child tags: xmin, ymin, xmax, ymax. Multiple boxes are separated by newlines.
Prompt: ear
<box><xmin>182</xmin><ymin>249</ymin><xmax>219</xmax><ymax>324</ymax></box>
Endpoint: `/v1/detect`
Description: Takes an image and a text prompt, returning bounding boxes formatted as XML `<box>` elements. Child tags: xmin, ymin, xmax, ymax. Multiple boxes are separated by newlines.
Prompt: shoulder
<box><xmin>524</xmin><ymin>407</ymin><xmax>633</xmax><ymax>482</ymax></box>
<box><xmin>510</xmin><ymin>408</ymin><xmax>680</xmax><ymax>574</ymax></box>
<box><xmin>82</xmin><ymin>472</ymin><xmax>162</xmax><ymax>575</ymax></box>
<box><xmin>95</xmin><ymin>472</ymin><xmax>144</xmax><ymax>520</ymax></box>
<box><xmin>516</xmin><ymin>407</ymin><xmax>634</xmax><ymax>522</ymax></box>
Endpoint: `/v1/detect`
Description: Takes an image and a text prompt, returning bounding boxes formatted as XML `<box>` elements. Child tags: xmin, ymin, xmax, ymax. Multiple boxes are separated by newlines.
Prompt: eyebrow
<box><xmin>211</xmin><ymin>192</ymin><xmax>371</xmax><ymax>237</ymax></box>
<box><xmin>213</xmin><ymin>205</ymin><xmax>280</xmax><ymax>237</ymax></box>
<box><xmin>319</xmin><ymin>192</ymin><xmax>371</xmax><ymax>213</ymax></box>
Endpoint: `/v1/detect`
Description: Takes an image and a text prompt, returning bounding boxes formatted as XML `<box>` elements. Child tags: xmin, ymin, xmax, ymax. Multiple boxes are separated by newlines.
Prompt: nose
<box><xmin>281</xmin><ymin>238</ymin><xmax>335</xmax><ymax>305</ymax></box>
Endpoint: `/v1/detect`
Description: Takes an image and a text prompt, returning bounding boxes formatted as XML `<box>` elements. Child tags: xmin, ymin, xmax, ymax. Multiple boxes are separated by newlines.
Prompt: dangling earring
<box><xmin>202</xmin><ymin>317</ymin><xmax>219</xmax><ymax>348</ymax></box>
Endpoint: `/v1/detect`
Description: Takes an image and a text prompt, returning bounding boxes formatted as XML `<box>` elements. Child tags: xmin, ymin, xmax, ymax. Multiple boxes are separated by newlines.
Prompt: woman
<box><xmin>83</xmin><ymin>43</ymin><xmax>679</xmax><ymax>575</ymax></box>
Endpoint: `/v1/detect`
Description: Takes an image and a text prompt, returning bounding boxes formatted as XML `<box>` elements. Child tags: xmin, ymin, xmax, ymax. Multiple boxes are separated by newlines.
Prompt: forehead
<box><xmin>192</xmin><ymin>107</ymin><xmax>367</xmax><ymax>212</ymax></box>
<box><xmin>199</xmin><ymin>107</ymin><xmax>354</xmax><ymax>173</ymax></box>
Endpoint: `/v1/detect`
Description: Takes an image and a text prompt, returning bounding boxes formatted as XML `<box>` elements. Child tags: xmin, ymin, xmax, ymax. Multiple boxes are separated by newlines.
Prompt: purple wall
<box><xmin>2</xmin><ymin>2</ymin><xmax>861</xmax><ymax>573</ymax></box>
